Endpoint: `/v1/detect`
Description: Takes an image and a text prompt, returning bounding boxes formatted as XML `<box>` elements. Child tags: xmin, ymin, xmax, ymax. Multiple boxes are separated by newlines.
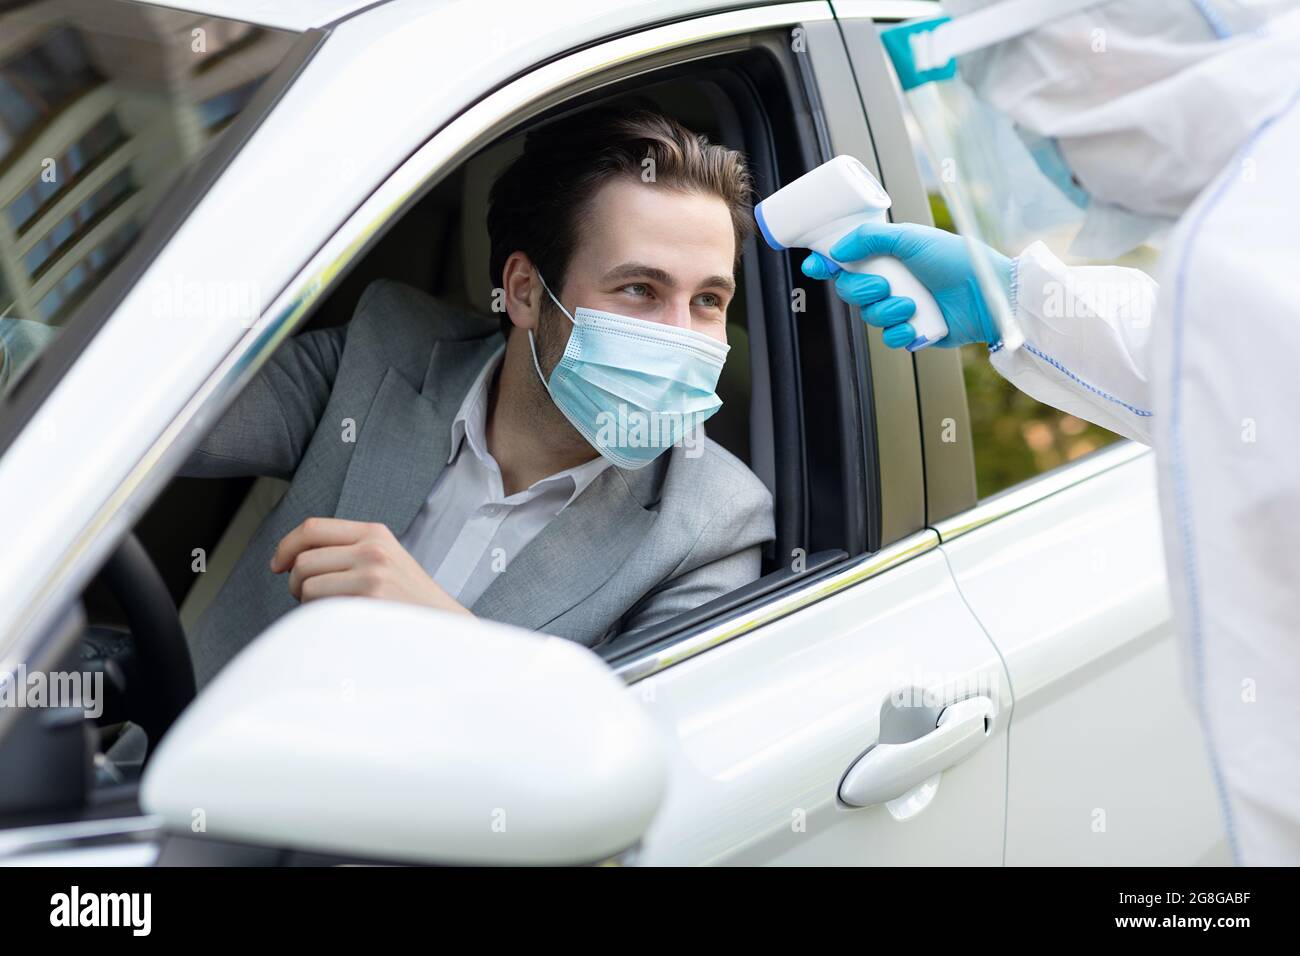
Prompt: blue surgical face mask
<box><xmin>1018</xmin><ymin>129</ymin><xmax>1091</xmax><ymax>211</ymax></box>
<box><xmin>529</xmin><ymin>272</ymin><xmax>729</xmax><ymax>470</ymax></box>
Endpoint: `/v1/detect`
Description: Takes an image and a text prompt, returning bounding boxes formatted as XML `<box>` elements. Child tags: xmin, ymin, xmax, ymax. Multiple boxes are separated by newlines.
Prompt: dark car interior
<box><xmin>3</xmin><ymin>38</ymin><xmax>871</xmax><ymax>834</ymax></box>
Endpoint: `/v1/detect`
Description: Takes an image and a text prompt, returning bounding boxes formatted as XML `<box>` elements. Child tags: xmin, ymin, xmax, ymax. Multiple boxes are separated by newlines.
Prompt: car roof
<box><xmin>132</xmin><ymin>0</ymin><xmax>392</xmax><ymax>31</ymax></box>
<box><xmin>129</xmin><ymin>0</ymin><xmax>759</xmax><ymax>32</ymax></box>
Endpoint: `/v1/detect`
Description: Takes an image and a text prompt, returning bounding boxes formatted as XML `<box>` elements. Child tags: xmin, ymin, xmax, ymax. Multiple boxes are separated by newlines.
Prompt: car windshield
<box><xmin>0</xmin><ymin>0</ymin><xmax>299</xmax><ymax>398</ymax></box>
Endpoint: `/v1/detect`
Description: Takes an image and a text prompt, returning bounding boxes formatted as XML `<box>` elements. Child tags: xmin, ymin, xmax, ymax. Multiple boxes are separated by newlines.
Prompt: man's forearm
<box><xmin>180</xmin><ymin>324</ymin><xmax>346</xmax><ymax>479</ymax></box>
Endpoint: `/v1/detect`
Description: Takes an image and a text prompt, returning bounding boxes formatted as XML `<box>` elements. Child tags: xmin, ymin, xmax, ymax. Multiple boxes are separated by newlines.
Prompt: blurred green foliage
<box><xmin>960</xmin><ymin>345</ymin><xmax>1120</xmax><ymax>499</ymax></box>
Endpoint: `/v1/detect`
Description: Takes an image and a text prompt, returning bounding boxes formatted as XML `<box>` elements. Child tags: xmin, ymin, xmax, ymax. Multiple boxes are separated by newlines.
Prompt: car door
<box><xmin>592</xmin><ymin>6</ymin><xmax>1010</xmax><ymax>866</ymax></box>
<box><xmin>833</xmin><ymin>2</ymin><xmax>1230</xmax><ymax>865</ymax></box>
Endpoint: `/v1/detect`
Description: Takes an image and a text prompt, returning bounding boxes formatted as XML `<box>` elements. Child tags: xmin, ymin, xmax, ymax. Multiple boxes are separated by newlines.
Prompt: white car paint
<box><xmin>940</xmin><ymin>451</ymin><xmax>1229</xmax><ymax>864</ymax></box>
<box><xmin>634</xmin><ymin>543</ymin><xmax>1009</xmax><ymax>865</ymax></box>
<box><xmin>0</xmin><ymin>0</ymin><xmax>1225</xmax><ymax>866</ymax></box>
<box><xmin>141</xmin><ymin>599</ymin><xmax>667</xmax><ymax>865</ymax></box>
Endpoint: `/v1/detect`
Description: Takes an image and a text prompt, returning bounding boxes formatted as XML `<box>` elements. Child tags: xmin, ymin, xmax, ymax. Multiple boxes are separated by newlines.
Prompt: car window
<box><xmin>860</xmin><ymin>20</ymin><xmax>1122</xmax><ymax>500</ymax></box>
<box><xmin>0</xmin><ymin>0</ymin><xmax>299</xmax><ymax>401</ymax></box>
<box><xmin>904</xmin><ymin>126</ymin><xmax>1123</xmax><ymax>500</ymax></box>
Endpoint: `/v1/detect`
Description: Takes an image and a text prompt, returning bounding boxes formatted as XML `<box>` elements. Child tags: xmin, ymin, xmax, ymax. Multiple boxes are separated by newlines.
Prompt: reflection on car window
<box><xmin>0</xmin><ymin>0</ymin><xmax>298</xmax><ymax>397</ymax></box>
<box><xmin>879</xmin><ymin>63</ymin><xmax>1121</xmax><ymax>498</ymax></box>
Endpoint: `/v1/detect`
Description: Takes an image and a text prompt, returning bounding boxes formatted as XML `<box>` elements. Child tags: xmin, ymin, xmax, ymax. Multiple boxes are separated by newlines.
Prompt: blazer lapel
<box><xmin>471</xmin><ymin>465</ymin><xmax>659</xmax><ymax>630</ymax></box>
<box><xmin>332</xmin><ymin>325</ymin><xmax>659</xmax><ymax>629</ymax></box>
<box><xmin>334</xmin><ymin>337</ymin><xmax>498</xmax><ymax>534</ymax></box>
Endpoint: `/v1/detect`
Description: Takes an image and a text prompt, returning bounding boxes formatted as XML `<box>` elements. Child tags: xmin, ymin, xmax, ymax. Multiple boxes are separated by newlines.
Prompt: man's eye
<box><xmin>623</xmin><ymin>283</ymin><xmax>651</xmax><ymax>297</ymax></box>
<box><xmin>695</xmin><ymin>293</ymin><xmax>723</xmax><ymax>309</ymax></box>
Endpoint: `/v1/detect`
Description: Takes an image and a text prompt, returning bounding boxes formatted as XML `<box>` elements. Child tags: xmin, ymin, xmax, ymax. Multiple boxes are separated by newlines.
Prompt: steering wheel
<box><xmin>98</xmin><ymin>532</ymin><xmax>196</xmax><ymax>745</ymax></box>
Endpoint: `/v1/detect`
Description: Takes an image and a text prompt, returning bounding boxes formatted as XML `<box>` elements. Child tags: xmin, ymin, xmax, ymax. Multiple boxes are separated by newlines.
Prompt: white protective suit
<box><xmin>971</xmin><ymin>1</ymin><xmax>1300</xmax><ymax>864</ymax></box>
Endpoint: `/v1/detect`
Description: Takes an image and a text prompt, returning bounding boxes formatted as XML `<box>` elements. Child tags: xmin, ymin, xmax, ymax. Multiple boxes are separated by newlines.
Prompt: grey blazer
<box><xmin>183</xmin><ymin>279</ymin><xmax>775</xmax><ymax>686</ymax></box>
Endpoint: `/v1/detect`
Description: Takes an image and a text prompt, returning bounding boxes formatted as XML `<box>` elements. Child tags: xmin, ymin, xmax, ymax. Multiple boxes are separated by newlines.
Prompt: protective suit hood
<box><xmin>947</xmin><ymin>0</ymin><xmax>1300</xmax><ymax>252</ymax></box>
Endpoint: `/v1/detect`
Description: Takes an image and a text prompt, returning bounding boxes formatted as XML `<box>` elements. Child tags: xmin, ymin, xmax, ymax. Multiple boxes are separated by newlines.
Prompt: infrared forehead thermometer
<box><xmin>755</xmin><ymin>155</ymin><xmax>948</xmax><ymax>351</ymax></box>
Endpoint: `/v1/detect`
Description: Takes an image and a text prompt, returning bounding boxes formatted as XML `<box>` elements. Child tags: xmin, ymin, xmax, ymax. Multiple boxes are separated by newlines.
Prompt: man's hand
<box><xmin>271</xmin><ymin>517</ymin><xmax>471</xmax><ymax>615</ymax></box>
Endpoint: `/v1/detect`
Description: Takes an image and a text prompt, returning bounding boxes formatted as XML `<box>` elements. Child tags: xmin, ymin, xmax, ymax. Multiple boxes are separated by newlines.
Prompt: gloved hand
<box><xmin>801</xmin><ymin>222</ymin><xmax>1014</xmax><ymax>349</ymax></box>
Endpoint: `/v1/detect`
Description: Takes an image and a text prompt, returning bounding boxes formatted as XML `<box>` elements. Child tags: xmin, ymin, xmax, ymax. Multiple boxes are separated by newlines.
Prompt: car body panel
<box><xmin>0</xmin><ymin>0</ymin><xmax>1226</xmax><ymax>868</ymax></box>
<box><xmin>634</xmin><ymin>544</ymin><xmax>1010</xmax><ymax>865</ymax></box>
<box><xmin>938</xmin><ymin>448</ymin><xmax>1230</xmax><ymax>864</ymax></box>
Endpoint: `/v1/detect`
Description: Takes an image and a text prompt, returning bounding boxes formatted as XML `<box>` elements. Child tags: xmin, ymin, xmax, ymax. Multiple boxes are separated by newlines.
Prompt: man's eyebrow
<box><xmin>603</xmin><ymin>263</ymin><xmax>674</xmax><ymax>286</ymax></box>
<box><xmin>603</xmin><ymin>262</ymin><xmax>736</xmax><ymax>294</ymax></box>
<box><xmin>702</xmin><ymin>274</ymin><xmax>737</xmax><ymax>295</ymax></box>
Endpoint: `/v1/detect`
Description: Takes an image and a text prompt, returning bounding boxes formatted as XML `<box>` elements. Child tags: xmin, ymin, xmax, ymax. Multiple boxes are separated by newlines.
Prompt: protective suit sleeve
<box><xmin>989</xmin><ymin>241</ymin><xmax>1157</xmax><ymax>444</ymax></box>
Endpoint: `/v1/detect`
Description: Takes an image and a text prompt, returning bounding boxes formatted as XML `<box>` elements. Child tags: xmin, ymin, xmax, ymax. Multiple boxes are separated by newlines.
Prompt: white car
<box><xmin>0</xmin><ymin>0</ymin><xmax>1227</xmax><ymax>865</ymax></box>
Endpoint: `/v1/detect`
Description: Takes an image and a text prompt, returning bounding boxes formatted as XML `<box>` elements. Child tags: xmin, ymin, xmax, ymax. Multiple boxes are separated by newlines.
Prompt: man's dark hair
<box><xmin>486</xmin><ymin>108</ymin><xmax>755</xmax><ymax>328</ymax></box>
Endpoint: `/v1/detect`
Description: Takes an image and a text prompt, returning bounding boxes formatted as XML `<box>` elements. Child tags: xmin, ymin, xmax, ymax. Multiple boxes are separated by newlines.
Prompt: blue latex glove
<box><xmin>801</xmin><ymin>223</ymin><xmax>1013</xmax><ymax>350</ymax></box>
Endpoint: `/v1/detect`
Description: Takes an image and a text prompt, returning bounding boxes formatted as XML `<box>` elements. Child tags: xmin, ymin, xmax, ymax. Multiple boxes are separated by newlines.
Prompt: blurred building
<box><xmin>0</xmin><ymin>0</ymin><xmax>294</xmax><ymax>327</ymax></box>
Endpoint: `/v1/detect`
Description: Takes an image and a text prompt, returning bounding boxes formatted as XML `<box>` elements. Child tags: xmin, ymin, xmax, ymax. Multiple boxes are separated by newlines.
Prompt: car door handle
<box><xmin>839</xmin><ymin>696</ymin><xmax>994</xmax><ymax>808</ymax></box>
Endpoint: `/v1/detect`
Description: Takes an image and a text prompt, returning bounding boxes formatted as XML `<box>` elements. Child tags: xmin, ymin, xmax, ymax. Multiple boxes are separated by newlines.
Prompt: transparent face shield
<box><xmin>880</xmin><ymin>4</ymin><xmax>1164</xmax><ymax>350</ymax></box>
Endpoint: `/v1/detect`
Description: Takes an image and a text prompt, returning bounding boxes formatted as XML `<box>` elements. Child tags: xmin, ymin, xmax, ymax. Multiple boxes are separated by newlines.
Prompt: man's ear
<box><xmin>501</xmin><ymin>252</ymin><xmax>542</xmax><ymax>332</ymax></box>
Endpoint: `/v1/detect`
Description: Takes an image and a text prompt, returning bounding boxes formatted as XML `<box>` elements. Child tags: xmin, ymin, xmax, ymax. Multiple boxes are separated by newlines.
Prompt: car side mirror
<box><xmin>140</xmin><ymin>598</ymin><xmax>666</xmax><ymax>865</ymax></box>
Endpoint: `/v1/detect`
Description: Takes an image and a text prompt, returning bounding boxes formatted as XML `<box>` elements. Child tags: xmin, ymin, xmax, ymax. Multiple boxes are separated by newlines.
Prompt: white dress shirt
<box><xmin>399</xmin><ymin>346</ymin><xmax>612</xmax><ymax>607</ymax></box>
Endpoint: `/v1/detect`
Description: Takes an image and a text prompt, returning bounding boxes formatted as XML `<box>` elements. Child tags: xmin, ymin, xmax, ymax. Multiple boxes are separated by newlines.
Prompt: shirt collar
<box><xmin>449</xmin><ymin>345</ymin><xmax>612</xmax><ymax>507</ymax></box>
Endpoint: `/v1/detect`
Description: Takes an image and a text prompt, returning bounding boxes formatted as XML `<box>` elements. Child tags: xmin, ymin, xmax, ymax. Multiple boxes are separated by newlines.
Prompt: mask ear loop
<box><xmin>528</xmin><ymin>270</ymin><xmax>575</xmax><ymax>390</ymax></box>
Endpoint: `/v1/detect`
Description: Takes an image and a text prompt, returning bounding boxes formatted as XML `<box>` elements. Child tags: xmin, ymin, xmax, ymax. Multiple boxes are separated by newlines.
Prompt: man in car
<box><xmin>182</xmin><ymin>109</ymin><xmax>775</xmax><ymax>685</ymax></box>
